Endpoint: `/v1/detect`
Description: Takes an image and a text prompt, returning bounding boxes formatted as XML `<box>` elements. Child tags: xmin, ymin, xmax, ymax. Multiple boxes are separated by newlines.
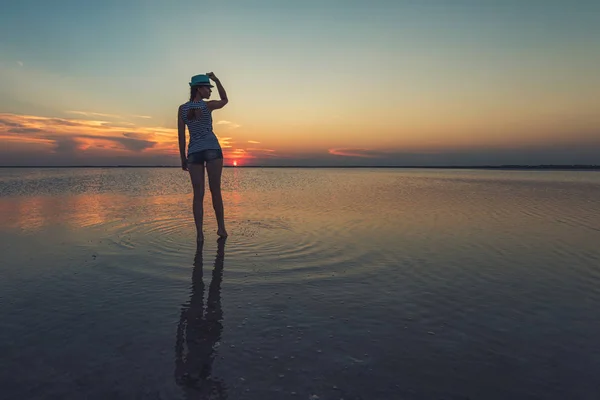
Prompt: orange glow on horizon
<box><xmin>2</xmin><ymin>110</ymin><xmax>600</xmax><ymax>166</ymax></box>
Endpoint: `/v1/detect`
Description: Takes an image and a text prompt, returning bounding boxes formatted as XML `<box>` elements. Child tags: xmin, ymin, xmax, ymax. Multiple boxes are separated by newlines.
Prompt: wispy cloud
<box><xmin>0</xmin><ymin>119</ymin><xmax>23</xmax><ymax>128</ymax></box>
<box><xmin>220</xmin><ymin>136</ymin><xmax>277</xmax><ymax>161</ymax></box>
<box><xmin>216</xmin><ymin>136</ymin><xmax>233</xmax><ymax>149</ymax></box>
<box><xmin>17</xmin><ymin>61</ymin><xmax>24</xmax><ymax>67</ymax></box>
<box><xmin>51</xmin><ymin>136</ymin><xmax>82</xmax><ymax>154</ymax></box>
<box><xmin>215</xmin><ymin>120</ymin><xmax>241</xmax><ymax>129</ymax></box>
<box><xmin>67</xmin><ymin>111</ymin><xmax>153</xmax><ymax>121</ymax></box>
<box><xmin>122</xmin><ymin>132</ymin><xmax>147</xmax><ymax>140</ymax></box>
<box><xmin>67</xmin><ymin>110</ymin><xmax>121</xmax><ymax>119</ymax></box>
<box><xmin>328</xmin><ymin>148</ymin><xmax>388</xmax><ymax>158</ymax></box>
<box><xmin>0</xmin><ymin>113</ymin><xmax>347</xmax><ymax>166</ymax></box>
<box><xmin>0</xmin><ymin>113</ymin><xmax>174</xmax><ymax>156</ymax></box>
<box><xmin>246</xmin><ymin>148</ymin><xmax>276</xmax><ymax>154</ymax></box>
<box><xmin>225</xmin><ymin>147</ymin><xmax>278</xmax><ymax>160</ymax></box>
<box><xmin>8</xmin><ymin>127</ymin><xmax>44</xmax><ymax>134</ymax></box>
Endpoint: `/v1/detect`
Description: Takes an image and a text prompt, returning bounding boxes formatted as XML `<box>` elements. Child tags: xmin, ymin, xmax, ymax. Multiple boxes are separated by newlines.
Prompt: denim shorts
<box><xmin>187</xmin><ymin>149</ymin><xmax>223</xmax><ymax>164</ymax></box>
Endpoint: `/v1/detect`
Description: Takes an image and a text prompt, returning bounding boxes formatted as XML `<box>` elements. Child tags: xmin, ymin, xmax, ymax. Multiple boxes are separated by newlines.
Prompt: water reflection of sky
<box><xmin>1</xmin><ymin>168</ymin><xmax>600</xmax><ymax>399</ymax></box>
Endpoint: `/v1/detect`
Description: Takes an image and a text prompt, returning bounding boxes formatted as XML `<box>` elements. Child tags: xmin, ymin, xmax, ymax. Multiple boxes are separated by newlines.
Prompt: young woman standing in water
<box><xmin>178</xmin><ymin>72</ymin><xmax>229</xmax><ymax>242</ymax></box>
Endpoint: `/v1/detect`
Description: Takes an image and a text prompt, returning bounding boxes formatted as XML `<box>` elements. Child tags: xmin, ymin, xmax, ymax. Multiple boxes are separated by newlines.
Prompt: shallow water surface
<box><xmin>1</xmin><ymin>167</ymin><xmax>600</xmax><ymax>399</ymax></box>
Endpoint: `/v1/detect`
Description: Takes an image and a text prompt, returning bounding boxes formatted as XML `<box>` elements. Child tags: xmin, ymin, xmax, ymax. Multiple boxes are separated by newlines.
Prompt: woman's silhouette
<box><xmin>175</xmin><ymin>238</ymin><xmax>227</xmax><ymax>399</ymax></box>
<box><xmin>178</xmin><ymin>72</ymin><xmax>229</xmax><ymax>242</ymax></box>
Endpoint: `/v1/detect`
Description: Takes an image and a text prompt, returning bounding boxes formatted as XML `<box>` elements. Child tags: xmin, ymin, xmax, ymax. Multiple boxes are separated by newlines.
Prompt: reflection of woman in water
<box><xmin>178</xmin><ymin>72</ymin><xmax>229</xmax><ymax>242</ymax></box>
<box><xmin>175</xmin><ymin>238</ymin><xmax>227</xmax><ymax>399</ymax></box>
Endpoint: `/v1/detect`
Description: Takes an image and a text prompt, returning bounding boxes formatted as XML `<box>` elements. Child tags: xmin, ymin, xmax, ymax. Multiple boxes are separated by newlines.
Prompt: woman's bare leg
<box><xmin>206</xmin><ymin>158</ymin><xmax>227</xmax><ymax>237</ymax></box>
<box><xmin>188</xmin><ymin>163</ymin><xmax>206</xmax><ymax>242</ymax></box>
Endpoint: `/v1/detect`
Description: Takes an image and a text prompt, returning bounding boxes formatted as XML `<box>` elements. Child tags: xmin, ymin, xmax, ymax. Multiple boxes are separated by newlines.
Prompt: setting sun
<box><xmin>233</xmin><ymin>160</ymin><xmax>238</xmax><ymax>167</ymax></box>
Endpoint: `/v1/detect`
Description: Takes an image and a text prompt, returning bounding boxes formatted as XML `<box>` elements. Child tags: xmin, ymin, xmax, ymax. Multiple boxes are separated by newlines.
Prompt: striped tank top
<box><xmin>181</xmin><ymin>100</ymin><xmax>221</xmax><ymax>155</ymax></box>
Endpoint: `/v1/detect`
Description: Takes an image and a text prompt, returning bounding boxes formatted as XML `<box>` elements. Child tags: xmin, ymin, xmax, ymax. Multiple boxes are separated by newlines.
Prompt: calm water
<box><xmin>1</xmin><ymin>167</ymin><xmax>599</xmax><ymax>400</ymax></box>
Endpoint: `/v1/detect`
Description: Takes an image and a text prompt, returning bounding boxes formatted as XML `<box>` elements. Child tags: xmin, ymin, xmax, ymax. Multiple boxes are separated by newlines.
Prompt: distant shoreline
<box><xmin>1</xmin><ymin>165</ymin><xmax>599</xmax><ymax>170</ymax></box>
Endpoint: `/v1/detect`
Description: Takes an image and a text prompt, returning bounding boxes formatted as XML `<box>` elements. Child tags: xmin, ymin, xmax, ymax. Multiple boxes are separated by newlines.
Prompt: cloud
<box><xmin>47</xmin><ymin>118</ymin><xmax>89</xmax><ymax>127</ymax></box>
<box><xmin>245</xmin><ymin>148</ymin><xmax>276</xmax><ymax>156</ymax></box>
<box><xmin>328</xmin><ymin>148</ymin><xmax>389</xmax><ymax>158</ymax></box>
<box><xmin>66</xmin><ymin>110</ymin><xmax>121</xmax><ymax>119</ymax></box>
<box><xmin>122</xmin><ymin>132</ymin><xmax>147</xmax><ymax>140</ymax></box>
<box><xmin>215</xmin><ymin>120</ymin><xmax>241</xmax><ymax>129</ymax></box>
<box><xmin>225</xmin><ymin>147</ymin><xmax>278</xmax><ymax>160</ymax></box>
<box><xmin>8</xmin><ymin>127</ymin><xmax>44</xmax><ymax>134</ymax></box>
<box><xmin>217</xmin><ymin>136</ymin><xmax>233</xmax><ymax>148</ymax></box>
<box><xmin>17</xmin><ymin>61</ymin><xmax>23</xmax><ymax>67</ymax></box>
<box><xmin>51</xmin><ymin>137</ymin><xmax>82</xmax><ymax>154</ymax></box>
<box><xmin>61</xmin><ymin>133</ymin><xmax>155</xmax><ymax>153</ymax></box>
<box><xmin>102</xmin><ymin>121</ymin><xmax>136</xmax><ymax>128</ymax></box>
<box><xmin>247</xmin><ymin>140</ymin><xmax>261</xmax><ymax>144</ymax></box>
<box><xmin>109</xmin><ymin>135</ymin><xmax>155</xmax><ymax>152</ymax></box>
<box><xmin>226</xmin><ymin>148</ymin><xmax>258</xmax><ymax>159</ymax></box>
<box><xmin>67</xmin><ymin>111</ymin><xmax>153</xmax><ymax>121</ymax></box>
<box><xmin>0</xmin><ymin>113</ymin><xmax>164</xmax><ymax>156</ymax></box>
<box><xmin>0</xmin><ymin>119</ymin><xmax>23</xmax><ymax>127</ymax></box>
<box><xmin>2</xmin><ymin>113</ymin><xmax>599</xmax><ymax>167</ymax></box>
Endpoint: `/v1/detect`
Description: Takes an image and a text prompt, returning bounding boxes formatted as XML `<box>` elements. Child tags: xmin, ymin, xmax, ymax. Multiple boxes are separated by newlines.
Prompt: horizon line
<box><xmin>1</xmin><ymin>164</ymin><xmax>599</xmax><ymax>170</ymax></box>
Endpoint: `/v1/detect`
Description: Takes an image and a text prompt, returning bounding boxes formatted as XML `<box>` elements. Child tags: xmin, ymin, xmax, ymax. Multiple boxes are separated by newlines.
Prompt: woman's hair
<box><xmin>189</xmin><ymin>85</ymin><xmax>200</xmax><ymax>101</ymax></box>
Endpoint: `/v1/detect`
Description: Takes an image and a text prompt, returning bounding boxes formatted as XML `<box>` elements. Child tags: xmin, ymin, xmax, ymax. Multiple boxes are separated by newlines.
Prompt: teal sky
<box><xmin>1</xmin><ymin>1</ymin><xmax>599</xmax><ymax>166</ymax></box>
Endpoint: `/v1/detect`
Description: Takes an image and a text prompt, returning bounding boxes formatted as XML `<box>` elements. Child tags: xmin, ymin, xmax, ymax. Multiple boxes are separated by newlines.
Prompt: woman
<box><xmin>178</xmin><ymin>72</ymin><xmax>229</xmax><ymax>242</ymax></box>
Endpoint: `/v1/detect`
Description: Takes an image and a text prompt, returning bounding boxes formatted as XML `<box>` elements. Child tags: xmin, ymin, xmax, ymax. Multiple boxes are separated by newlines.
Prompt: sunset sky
<box><xmin>1</xmin><ymin>0</ymin><xmax>599</xmax><ymax>166</ymax></box>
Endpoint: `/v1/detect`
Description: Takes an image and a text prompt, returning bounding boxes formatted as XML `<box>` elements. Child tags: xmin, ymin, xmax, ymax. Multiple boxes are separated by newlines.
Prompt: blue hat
<box><xmin>189</xmin><ymin>74</ymin><xmax>213</xmax><ymax>87</ymax></box>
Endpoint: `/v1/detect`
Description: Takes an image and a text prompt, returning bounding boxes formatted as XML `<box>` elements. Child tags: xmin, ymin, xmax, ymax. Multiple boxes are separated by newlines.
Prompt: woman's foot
<box><xmin>217</xmin><ymin>227</ymin><xmax>228</xmax><ymax>238</ymax></box>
